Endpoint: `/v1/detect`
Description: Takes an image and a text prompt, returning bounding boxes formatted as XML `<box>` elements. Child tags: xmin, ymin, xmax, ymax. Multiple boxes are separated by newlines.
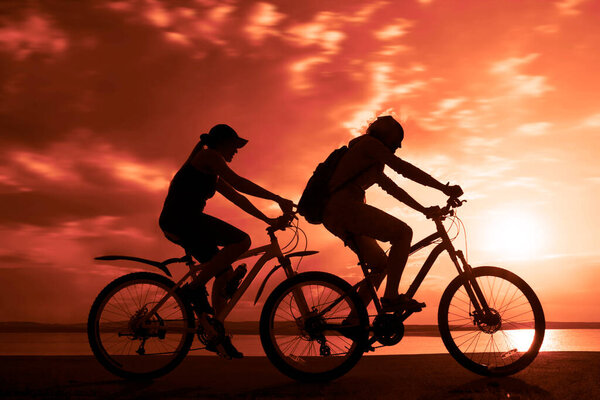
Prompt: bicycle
<box><xmin>87</xmin><ymin>214</ymin><xmax>315</xmax><ymax>379</ymax></box>
<box><xmin>259</xmin><ymin>198</ymin><xmax>546</xmax><ymax>382</ymax></box>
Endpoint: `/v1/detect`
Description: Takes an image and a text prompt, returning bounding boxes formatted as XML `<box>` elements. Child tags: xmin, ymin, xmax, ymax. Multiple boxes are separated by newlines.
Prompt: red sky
<box><xmin>1</xmin><ymin>0</ymin><xmax>599</xmax><ymax>324</ymax></box>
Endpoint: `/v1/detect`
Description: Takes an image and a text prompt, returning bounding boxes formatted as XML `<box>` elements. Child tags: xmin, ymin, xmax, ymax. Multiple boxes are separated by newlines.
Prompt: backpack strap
<box><xmin>329</xmin><ymin>137</ymin><xmax>375</xmax><ymax>194</ymax></box>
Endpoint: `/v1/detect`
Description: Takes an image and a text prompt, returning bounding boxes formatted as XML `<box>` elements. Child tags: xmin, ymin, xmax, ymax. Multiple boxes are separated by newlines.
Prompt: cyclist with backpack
<box><xmin>159</xmin><ymin>124</ymin><xmax>294</xmax><ymax>357</ymax></box>
<box><xmin>302</xmin><ymin>116</ymin><xmax>462</xmax><ymax>312</ymax></box>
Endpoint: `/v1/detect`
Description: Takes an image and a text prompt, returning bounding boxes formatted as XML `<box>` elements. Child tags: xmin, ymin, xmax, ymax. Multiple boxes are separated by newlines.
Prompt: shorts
<box><xmin>323</xmin><ymin>191</ymin><xmax>412</xmax><ymax>272</ymax></box>
<box><xmin>323</xmin><ymin>191</ymin><xmax>411</xmax><ymax>244</ymax></box>
<box><xmin>159</xmin><ymin>212</ymin><xmax>249</xmax><ymax>263</ymax></box>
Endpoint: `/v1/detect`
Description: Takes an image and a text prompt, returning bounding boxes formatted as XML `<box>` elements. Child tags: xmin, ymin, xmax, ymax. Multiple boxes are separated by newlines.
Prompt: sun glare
<box><xmin>504</xmin><ymin>329</ymin><xmax>536</xmax><ymax>352</ymax></box>
<box><xmin>482</xmin><ymin>209</ymin><xmax>545</xmax><ymax>260</ymax></box>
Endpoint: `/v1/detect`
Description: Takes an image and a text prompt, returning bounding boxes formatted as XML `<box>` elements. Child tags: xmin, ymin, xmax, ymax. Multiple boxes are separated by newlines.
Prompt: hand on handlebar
<box><xmin>276</xmin><ymin>197</ymin><xmax>295</xmax><ymax>214</ymax></box>
<box><xmin>423</xmin><ymin>206</ymin><xmax>442</xmax><ymax>220</ymax></box>
<box><xmin>443</xmin><ymin>183</ymin><xmax>463</xmax><ymax>199</ymax></box>
<box><xmin>268</xmin><ymin>211</ymin><xmax>296</xmax><ymax>231</ymax></box>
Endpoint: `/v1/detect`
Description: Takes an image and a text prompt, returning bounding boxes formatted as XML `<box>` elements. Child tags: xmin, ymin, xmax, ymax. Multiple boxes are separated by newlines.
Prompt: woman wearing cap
<box><xmin>159</xmin><ymin>124</ymin><xmax>293</xmax><ymax>357</ymax></box>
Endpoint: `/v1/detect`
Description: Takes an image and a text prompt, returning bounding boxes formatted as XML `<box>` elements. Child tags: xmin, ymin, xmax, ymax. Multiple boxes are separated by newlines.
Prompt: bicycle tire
<box><xmin>260</xmin><ymin>271</ymin><xmax>369</xmax><ymax>382</ymax></box>
<box><xmin>438</xmin><ymin>266</ymin><xmax>545</xmax><ymax>376</ymax></box>
<box><xmin>87</xmin><ymin>272</ymin><xmax>195</xmax><ymax>379</ymax></box>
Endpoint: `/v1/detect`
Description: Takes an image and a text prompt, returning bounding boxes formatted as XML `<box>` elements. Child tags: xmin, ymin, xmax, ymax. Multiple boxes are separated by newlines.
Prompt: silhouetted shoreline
<box><xmin>2</xmin><ymin>321</ymin><xmax>599</xmax><ymax>334</ymax></box>
<box><xmin>0</xmin><ymin>352</ymin><xmax>598</xmax><ymax>399</ymax></box>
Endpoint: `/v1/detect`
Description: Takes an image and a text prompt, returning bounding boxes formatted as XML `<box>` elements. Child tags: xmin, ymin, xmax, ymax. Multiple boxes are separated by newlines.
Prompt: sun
<box><xmin>482</xmin><ymin>208</ymin><xmax>545</xmax><ymax>260</ymax></box>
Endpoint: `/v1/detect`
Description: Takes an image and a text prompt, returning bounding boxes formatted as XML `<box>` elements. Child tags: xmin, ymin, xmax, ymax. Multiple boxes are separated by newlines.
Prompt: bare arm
<box><xmin>193</xmin><ymin>149</ymin><xmax>293</xmax><ymax>211</ymax></box>
<box><xmin>375</xmin><ymin>173</ymin><xmax>427</xmax><ymax>213</ymax></box>
<box><xmin>216</xmin><ymin>179</ymin><xmax>274</xmax><ymax>224</ymax></box>
<box><xmin>366</xmin><ymin>137</ymin><xmax>461</xmax><ymax>196</ymax></box>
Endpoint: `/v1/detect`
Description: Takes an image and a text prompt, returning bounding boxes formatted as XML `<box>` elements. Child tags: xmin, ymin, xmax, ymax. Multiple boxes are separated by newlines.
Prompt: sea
<box><xmin>1</xmin><ymin>329</ymin><xmax>599</xmax><ymax>356</ymax></box>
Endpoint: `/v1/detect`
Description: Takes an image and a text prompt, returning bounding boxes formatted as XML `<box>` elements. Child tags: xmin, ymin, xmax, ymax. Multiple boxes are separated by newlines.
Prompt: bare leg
<box><xmin>192</xmin><ymin>237</ymin><xmax>251</xmax><ymax>286</ymax></box>
<box><xmin>383</xmin><ymin>234</ymin><xmax>412</xmax><ymax>299</ymax></box>
<box><xmin>352</xmin><ymin>236</ymin><xmax>388</xmax><ymax>307</ymax></box>
<box><xmin>211</xmin><ymin>274</ymin><xmax>229</xmax><ymax>316</ymax></box>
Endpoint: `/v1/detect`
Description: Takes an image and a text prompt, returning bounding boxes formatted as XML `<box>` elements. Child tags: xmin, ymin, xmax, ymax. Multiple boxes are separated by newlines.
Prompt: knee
<box><xmin>370</xmin><ymin>253</ymin><xmax>388</xmax><ymax>272</ymax></box>
<box><xmin>390</xmin><ymin>224</ymin><xmax>412</xmax><ymax>247</ymax></box>
<box><xmin>238</xmin><ymin>233</ymin><xmax>251</xmax><ymax>252</ymax></box>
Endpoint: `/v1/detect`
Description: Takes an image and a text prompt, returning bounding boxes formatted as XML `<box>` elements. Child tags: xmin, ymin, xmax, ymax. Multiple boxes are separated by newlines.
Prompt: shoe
<box><xmin>206</xmin><ymin>336</ymin><xmax>243</xmax><ymax>359</ymax></box>
<box><xmin>179</xmin><ymin>283</ymin><xmax>214</xmax><ymax>315</ymax></box>
<box><xmin>380</xmin><ymin>294</ymin><xmax>425</xmax><ymax>313</ymax></box>
<box><xmin>221</xmin><ymin>336</ymin><xmax>243</xmax><ymax>359</ymax></box>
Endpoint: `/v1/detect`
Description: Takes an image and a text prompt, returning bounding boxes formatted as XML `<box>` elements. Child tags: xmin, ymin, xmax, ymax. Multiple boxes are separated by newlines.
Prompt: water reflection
<box><xmin>0</xmin><ymin>329</ymin><xmax>598</xmax><ymax>356</ymax></box>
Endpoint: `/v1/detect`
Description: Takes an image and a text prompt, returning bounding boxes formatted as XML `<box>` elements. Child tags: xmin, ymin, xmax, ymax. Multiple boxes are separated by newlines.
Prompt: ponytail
<box><xmin>190</xmin><ymin>133</ymin><xmax>211</xmax><ymax>158</ymax></box>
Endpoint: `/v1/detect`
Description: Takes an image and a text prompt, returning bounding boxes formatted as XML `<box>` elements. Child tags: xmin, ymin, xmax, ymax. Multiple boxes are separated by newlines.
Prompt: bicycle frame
<box><xmin>140</xmin><ymin>228</ymin><xmax>315</xmax><ymax>329</ymax></box>
<box><xmin>379</xmin><ymin>215</ymin><xmax>491</xmax><ymax>317</ymax></box>
<box><xmin>319</xmin><ymin>213</ymin><xmax>492</xmax><ymax>323</ymax></box>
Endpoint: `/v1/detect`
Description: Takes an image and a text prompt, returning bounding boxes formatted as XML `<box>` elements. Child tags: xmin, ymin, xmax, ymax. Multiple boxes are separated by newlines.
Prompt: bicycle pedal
<box><xmin>407</xmin><ymin>302</ymin><xmax>426</xmax><ymax>313</ymax></box>
<box><xmin>364</xmin><ymin>344</ymin><xmax>376</xmax><ymax>353</ymax></box>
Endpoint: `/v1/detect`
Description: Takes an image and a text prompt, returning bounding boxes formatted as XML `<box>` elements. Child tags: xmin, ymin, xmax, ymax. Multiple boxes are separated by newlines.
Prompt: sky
<box><xmin>0</xmin><ymin>0</ymin><xmax>599</xmax><ymax>325</ymax></box>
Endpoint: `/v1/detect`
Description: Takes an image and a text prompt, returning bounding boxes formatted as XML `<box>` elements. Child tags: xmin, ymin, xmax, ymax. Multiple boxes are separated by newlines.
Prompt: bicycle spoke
<box><xmin>442</xmin><ymin>269</ymin><xmax>544</xmax><ymax>375</ymax></box>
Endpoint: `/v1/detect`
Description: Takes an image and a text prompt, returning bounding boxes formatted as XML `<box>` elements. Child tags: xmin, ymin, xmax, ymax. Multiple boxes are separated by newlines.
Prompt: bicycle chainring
<box><xmin>373</xmin><ymin>314</ymin><xmax>404</xmax><ymax>346</ymax></box>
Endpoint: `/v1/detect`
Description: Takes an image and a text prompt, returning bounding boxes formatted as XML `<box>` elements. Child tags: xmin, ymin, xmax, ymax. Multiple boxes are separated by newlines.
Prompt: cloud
<box><xmin>289</xmin><ymin>56</ymin><xmax>329</xmax><ymax>91</ymax></box>
<box><xmin>342</xmin><ymin>63</ymin><xmax>426</xmax><ymax>136</ymax></box>
<box><xmin>535</xmin><ymin>24</ymin><xmax>559</xmax><ymax>34</ymax></box>
<box><xmin>586</xmin><ymin>177</ymin><xmax>600</xmax><ymax>184</ymax></box>
<box><xmin>144</xmin><ymin>0</ymin><xmax>172</xmax><ymax>28</ymax></box>
<box><xmin>490</xmin><ymin>54</ymin><xmax>540</xmax><ymax>74</ymax></box>
<box><xmin>244</xmin><ymin>2</ymin><xmax>285</xmax><ymax>44</ymax></box>
<box><xmin>2</xmin><ymin>136</ymin><xmax>172</xmax><ymax>194</ymax></box>
<box><xmin>0</xmin><ymin>133</ymin><xmax>175</xmax><ymax>228</ymax></box>
<box><xmin>374</xmin><ymin>18</ymin><xmax>413</xmax><ymax>40</ymax></box>
<box><xmin>516</xmin><ymin>122</ymin><xmax>553</xmax><ymax>136</ymax></box>
<box><xmin>556</xmin><ymin>0</ymin><xmax>590</xmax><ymax>15</ymax></box>
<box><xmin>341</xmin><ymin>2</ymin><xmax>389</xmax><ymax>23</ymax></box>
<box><xmin>0</xmin><ymin>13</ymin><xmax>68</xmax><ymax>60</ymax></box>
<box><xmin>104</xmin><ymin>0</ymin><xmax>236</xmax><ymax>50</ymax></box>
<box><xmin>164</xmin><ymin>31</ymin><xmax>192</xmax><ymax>46</ymax></box>
<box><xmin>11</xmin><ymin>151</ymin><xmax>79</xmax><ymax>182</ymax></box>
<box><xmin>286</xmin><ymin>12</ymin><xmax>346</xmax><ymax>56</ymax></box>
<box><xmin>461</xmin><ymin>136</ymin><xmax>504</xmax><ymax>156</ymax></box>
<box><xmin>490</xmin><ymin>54</ymin><xmax>554</xmax><ymax>97</ymax></box>
<box><xmin>582</xmin><ymin>113</ymin><xmax>600</xmax><ymax>127</ymax></box>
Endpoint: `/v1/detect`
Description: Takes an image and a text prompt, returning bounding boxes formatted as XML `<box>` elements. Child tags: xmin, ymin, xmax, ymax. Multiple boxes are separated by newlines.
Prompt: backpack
<box><xmin>297</xmin><ymin>146</ymin><xmax>349</xmax><ymax>224</ymax></box>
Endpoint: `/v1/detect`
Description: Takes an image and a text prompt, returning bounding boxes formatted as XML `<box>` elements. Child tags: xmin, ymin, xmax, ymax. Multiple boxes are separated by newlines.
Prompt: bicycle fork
<box><xmin>450</xmin><ymin>249</ymin><xmax>494</xmax><ymax>323</ymax></box>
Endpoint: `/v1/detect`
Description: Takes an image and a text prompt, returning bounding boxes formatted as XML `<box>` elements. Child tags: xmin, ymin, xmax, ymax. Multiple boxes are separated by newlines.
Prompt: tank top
<box><xmin>160</xmin><ymin>162</ymin><xmax>217</xmax><ymax>225</ymax></box>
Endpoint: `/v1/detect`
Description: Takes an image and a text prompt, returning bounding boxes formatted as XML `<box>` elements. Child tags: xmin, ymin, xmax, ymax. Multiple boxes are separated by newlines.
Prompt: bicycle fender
<box><xmin>95</xmin><ymin>255</ymin><xmax>173</xmax><ymax>277</ymax></box>
<box><xmin>285</xmin><ymin>250</ymin><xmax>319</xmax><ymax>258</ymax></box>
<box><xmin>253</xmin><ymin>251</ymin><xmax>319</xmax><ymax>305</ymax></box>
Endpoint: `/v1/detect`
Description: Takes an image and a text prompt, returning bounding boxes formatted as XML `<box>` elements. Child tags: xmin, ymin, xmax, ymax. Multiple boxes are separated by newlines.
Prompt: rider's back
<box><xmin>327</xmin><ymin>135</ymin><xmax>387</xmax><ymax>201</ymax></box>
<box><xmin>160</xmin><ymin>152</ymin><xmax>217</xmax><ymax>228</ymax></box>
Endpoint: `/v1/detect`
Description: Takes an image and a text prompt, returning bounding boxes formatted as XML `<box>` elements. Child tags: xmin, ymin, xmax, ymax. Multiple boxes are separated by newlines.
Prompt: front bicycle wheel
<box><xmin>87</xmin><ymin>272</ymin><xmax>195</xmax><ymax>379</ymax></box>
<box><xmin>260</xmin><ymin>272</ymin><xmax>369</xmax><ymax>382</ymax></box>
<box><xmin>438</xmin><ymin>266</ymin><xmax>545</xmax><ymax>376</ymax></box>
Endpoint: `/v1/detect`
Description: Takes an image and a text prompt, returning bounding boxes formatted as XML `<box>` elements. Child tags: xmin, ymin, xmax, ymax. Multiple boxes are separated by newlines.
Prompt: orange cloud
<box><xmin>244</xmin><ymin>2</ymin><xmax>285</xmax><ymax>44</ymax></box>
<box><xmin>0</xmin><ymin>13</ymin><xmax>68</xmax><ymax>60</ymax></box>
<box><xmin>374</xmin><ymin>18</ymin><xmax>413</xmax><ymax>41</ymax></box>
<box><xmin>490</xmin><ymin>54</ymin><xmax>554</xmax><ymax>97</ymax></box>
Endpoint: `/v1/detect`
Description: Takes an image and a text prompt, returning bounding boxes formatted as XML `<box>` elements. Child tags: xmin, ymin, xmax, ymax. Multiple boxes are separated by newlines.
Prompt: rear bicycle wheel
<box><xmin>438</xmin><ymin>266</ymin><xmax>545</xmax><ymax>376</ymax></box>
<box><xmin>260</xmin><ymin>272</ymin><xmax>369</xmax><ymax>382</ymax></box>
<box><xmin>87</xmin><ymin>272</ymin><xmax>195</xmax><ymax>379</ymax></box>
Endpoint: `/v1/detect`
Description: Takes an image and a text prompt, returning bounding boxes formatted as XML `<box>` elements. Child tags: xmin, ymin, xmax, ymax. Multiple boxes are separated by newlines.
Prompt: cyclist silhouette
<box><xmin>159</xmin><ymin>124</ymin><xmax>293</xmax><ymax>357</ymax></box>
<box><xmin>322</xmin><ymin>116</ymin><xmax>463</xmax><ymax>312</ymax></box>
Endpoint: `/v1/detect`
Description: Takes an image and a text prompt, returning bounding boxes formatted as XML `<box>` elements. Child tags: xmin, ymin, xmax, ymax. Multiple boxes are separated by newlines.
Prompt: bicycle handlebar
<box><xmin>428</xmin><ymin>197</ymin><xmax>466</xmax><ymax>220</ymax></box>
<box><xmin>266</xmin><ymin>210</ymin><xmax>297</xmax><ymax>234</ymax></box>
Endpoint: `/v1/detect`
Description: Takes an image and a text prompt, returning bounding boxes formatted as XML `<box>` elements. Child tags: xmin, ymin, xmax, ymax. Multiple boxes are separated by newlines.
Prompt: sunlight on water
<box><xmin>503</xmin><ymin>329</ymin><xmax>536</xmax><ymax>352</ymax></box>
